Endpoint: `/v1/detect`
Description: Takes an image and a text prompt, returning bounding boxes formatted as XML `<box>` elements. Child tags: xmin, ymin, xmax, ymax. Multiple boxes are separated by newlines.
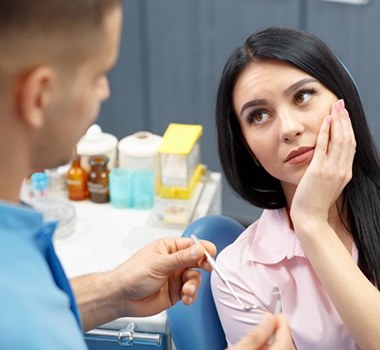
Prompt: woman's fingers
<box><xmin>327</xmin><ymin>100</ymin><xmax>356</xmax><ymax>185</ymax></box>
<box><xmin>313</xmin><ymin>100</ymin><xmax>355</xmax><ymax>181</ymax></box>
<box><xmin>291</xmin><ymin>99</ymin><xmax>355</xmax><ymax>222</ymax></box>
<box><xmin>312</xmin><ymin>114</ymin><xmax>332</xmax><ymax>164</ymax></box>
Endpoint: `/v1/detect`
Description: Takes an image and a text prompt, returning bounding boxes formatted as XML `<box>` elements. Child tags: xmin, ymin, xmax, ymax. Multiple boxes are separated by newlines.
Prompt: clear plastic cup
<box><xmin>132</xmin><ymin>169</ymin><xmax>154</xmax><ymax>210</ymax></box>
<box><xmin>109</xmin><ymin>168</ymin><xmax>133</xmax><ymax>208</ymax></box>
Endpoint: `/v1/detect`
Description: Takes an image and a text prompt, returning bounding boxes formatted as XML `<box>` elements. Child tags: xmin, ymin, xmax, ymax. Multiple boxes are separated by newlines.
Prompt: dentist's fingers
<box><xmin>180</xmin><ymin>269</ymin><xmax>201</xmax><ymax>305</ymax></box>
<box><xmin>159</xmin><ymin>238</ymin><xmax>216</xmax><ymax>272</ymax></box>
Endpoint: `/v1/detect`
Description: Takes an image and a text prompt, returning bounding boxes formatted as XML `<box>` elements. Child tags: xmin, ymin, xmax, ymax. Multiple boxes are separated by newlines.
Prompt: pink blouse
<box><xmin>211</xmin><ymin>208</ymin><xmax>358</xmax><ymax>349</ymax></box>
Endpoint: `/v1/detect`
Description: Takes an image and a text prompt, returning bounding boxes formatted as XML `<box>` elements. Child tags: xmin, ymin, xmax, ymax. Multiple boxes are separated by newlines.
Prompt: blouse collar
<box><xmin>247</xmin><ymin>208</ymin><xmax>358</xmax><ymax>264</ymax></box>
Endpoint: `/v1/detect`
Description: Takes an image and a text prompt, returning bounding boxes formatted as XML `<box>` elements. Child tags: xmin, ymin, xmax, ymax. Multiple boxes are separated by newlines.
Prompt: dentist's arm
<box><xmin>71</xmin><ymin>237</ymin><xmax>216</xmax><ymax>331</ymax></box>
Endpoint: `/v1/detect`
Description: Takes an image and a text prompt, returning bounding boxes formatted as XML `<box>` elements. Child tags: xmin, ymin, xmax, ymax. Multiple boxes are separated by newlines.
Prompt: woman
<box><xmin>211</xmin><ymin>27</ymin><xmax>380</xmax><ymax>350</ymax></box>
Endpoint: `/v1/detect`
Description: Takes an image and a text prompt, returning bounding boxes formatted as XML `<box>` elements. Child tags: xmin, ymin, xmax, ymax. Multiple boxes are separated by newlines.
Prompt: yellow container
<box><xmin>158</xmin><ymin>123</ymin><xmax>203</xmax><ymax>199</ymax></box>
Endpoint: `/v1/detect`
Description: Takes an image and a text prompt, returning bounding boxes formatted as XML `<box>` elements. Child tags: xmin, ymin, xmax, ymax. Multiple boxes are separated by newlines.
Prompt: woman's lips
<box><xmin>285</xmin><ymin>147</ymin><xmax>314</xmax><ymax>165</ymax></box>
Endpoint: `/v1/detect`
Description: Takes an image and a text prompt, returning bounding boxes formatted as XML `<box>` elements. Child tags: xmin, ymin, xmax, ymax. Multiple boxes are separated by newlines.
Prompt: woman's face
<box><xmin>233</xmin><ymin>59</ymin><xmax>338</xmax><ymax>190</ymax></box>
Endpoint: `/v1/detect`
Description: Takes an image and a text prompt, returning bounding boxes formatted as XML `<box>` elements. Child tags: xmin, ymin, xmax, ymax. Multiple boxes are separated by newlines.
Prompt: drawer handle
<box><xmin>85</xmin><ymin>322</ymin><xmax>162</xmax><ymax>347</ymax></box>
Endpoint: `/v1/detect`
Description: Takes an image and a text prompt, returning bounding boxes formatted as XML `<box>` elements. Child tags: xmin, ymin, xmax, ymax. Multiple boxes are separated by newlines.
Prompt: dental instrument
<box><xmin>190</xmin><ymin>233</ymin><xmax>261</xmax><ymax>312</ymax></box>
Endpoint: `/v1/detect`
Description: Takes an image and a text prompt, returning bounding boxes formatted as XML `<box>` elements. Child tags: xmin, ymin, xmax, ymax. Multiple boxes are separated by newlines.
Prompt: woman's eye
<box><xmin>294</xmin><ymin>89</ymin><xmax>316</xmax><ymax>105</ymax></box>
<box><xmin>247</xmin><ymin>110</ymin><xmax>270</xmax><ymax>125</ymax></box>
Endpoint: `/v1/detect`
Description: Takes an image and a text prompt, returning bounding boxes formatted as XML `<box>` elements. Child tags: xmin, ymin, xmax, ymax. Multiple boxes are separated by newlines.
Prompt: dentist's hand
<box><xmin>73</xmin><ymin>237</ymin><xmax>216</xmax><ymax>332</ymax></box>
<box><xmin>112</xmin><ymin>237</ymin><xmax>216</xmax><ymax>317</ymax></box>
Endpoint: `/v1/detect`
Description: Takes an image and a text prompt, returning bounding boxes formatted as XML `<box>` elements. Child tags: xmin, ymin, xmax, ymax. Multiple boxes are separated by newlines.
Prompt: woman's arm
<box><xmin>211</xmin><ymin>269</ymin><xmax>268</xmax><ymax>345</ymax></box>
<box><xmin>294</xmin><ymin>221</ymin><xmax>380</xmax><ymax>350</ymax></box>
<box><xmin>210</xmin><ymin>244</ymin><xmax>281</xmax><ymax>346</ymax></box>
<box><xmin>290</xmin><ymin>100</ymin><xmax>380</xmax><ymax>350</ymax></box>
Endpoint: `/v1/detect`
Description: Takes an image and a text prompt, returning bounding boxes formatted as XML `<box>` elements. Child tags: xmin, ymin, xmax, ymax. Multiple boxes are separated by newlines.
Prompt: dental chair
<box><xmin>167</xmin><ymin>215</ymin><xmax>245</xmax><ymax>350</ymax></box>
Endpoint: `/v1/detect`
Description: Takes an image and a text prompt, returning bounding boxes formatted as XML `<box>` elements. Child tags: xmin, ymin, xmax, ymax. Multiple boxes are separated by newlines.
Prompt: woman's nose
<box><xmin>278</xmin><ymin>110</ymin><xmax>304</xmax><ymax>143</ymax></box>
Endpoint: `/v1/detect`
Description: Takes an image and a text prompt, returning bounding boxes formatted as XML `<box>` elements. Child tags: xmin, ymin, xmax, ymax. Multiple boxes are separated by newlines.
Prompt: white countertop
<box><xmin>54</xmin><ymin>201</ymin><xmax>183</xmax><ymax>278</ymax></box>
<box><xmin>53</xmin><ymin>172</ymin><xmax>221</xmax><ymax>334</ymax></box>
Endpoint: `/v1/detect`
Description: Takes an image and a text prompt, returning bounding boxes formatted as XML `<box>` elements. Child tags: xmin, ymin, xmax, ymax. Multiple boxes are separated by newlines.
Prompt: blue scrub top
<box><xmin>0</xmin><ymin>201</ymin><xmax>87</xmax><ymax>349</ymax></box>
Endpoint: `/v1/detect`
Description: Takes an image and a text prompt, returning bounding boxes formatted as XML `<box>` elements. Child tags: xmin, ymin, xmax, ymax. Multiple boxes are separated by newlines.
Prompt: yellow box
<box><xmin>158</xmin><ymin>123</ymin><xmax>203</xmax><ymax>198</ymax></box>
<box><xmin>158</xmin><ymin>164</ymin><xmax>205</xmax><ymax>199</ymax></box>
<box><xmin>158</xmin><ymin>123</ymin><xmax>202</xmax><ymax>155</ymax></box>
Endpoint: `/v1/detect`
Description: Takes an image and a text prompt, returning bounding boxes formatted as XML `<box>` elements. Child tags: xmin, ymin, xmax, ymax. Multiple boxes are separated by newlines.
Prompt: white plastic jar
<box><xmin>77</xmin><ymin>124</ymin><xmax>118</xmax><ymax>171</ymax></box>
<box><xmin>118</xmin><ymin>131</ymin><xmax>162</xmax><ymax>191</ymax></box>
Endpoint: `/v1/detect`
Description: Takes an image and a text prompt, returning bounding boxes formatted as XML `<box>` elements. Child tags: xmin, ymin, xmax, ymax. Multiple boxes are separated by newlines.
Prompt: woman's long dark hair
<box><xmin>216</xmin><ymin>27</ymin><xmax>380</xmax><ymax>287</ymax></box>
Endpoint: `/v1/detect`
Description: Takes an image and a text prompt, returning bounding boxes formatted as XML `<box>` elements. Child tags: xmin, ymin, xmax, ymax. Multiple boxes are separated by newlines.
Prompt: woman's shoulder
<box><xmin>216</xmin><ymin>210</ymin><xmax>268</xmax><ymax>252</ymax></box>
<box><xmin>216</xmin><ymin>208</ymin><xmax>293</xmax><ymax>266</ymax></box>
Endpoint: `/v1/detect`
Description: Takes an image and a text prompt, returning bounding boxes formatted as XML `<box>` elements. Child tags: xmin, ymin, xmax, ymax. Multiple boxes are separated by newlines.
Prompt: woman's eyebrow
<box><xmin>239</xmin><ymin>78</ymin><xmax>319</xmax><ymax>117</ymax></box>
<box><xmin>240</xmin><ymin>98</ymin><xmax>267</xmax><ymax>117</ymax></box>
<box><xmin>283</xmin><ymin>78</ymin><xmax>319</xmax><ymax>97</ymax></box>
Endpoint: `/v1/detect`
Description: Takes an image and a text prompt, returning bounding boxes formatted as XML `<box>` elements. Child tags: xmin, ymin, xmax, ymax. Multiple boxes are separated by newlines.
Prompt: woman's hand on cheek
<box><xmin>290</xmin><ymin>99</ymin><xmax>356</xmax><ymax>229</ymax></box>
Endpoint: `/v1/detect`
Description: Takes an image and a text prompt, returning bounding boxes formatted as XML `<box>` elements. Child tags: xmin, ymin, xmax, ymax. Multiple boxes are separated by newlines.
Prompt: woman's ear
<box><xmin>16</xmin><ymin>65</ymin><xmax>56</xmax><ymax>129</ymax></box>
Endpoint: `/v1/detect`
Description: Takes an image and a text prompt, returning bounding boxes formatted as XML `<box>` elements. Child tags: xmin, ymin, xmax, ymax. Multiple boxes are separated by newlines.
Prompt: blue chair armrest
<box><xmin>167</xmin><ymin>215</ymin><xmax>245</xmax><ymax>350</ymax></box>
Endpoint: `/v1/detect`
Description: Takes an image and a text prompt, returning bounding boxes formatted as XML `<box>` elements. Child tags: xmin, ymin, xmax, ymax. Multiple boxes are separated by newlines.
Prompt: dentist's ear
<box><xmin>16</xmin><ymin>66</ymin><xmax>56</xmax><ymax>129</ymax></box>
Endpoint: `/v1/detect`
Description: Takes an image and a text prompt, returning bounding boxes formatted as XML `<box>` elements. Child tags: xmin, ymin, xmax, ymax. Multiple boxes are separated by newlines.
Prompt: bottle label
<box><xmin>67</xmin><ymin>179</ymin><xmax>82</xmax><ymax>186</ymax></box>
<box><xmin>88</xmin><ymin>182</ymin><xmax>108</xmax><ymax>194</ymax></box>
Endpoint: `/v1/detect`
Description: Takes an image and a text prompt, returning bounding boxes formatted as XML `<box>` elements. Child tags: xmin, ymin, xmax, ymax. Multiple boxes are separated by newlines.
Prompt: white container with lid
<box><xmin>77</xmin><ymin>124</ymin><xmax>118</xmax><ymax>171</ymax></box>
<box><xmin>118</xmin><ymin>131</ymin><xmax>162</xmax><ymax>190</ymax></box>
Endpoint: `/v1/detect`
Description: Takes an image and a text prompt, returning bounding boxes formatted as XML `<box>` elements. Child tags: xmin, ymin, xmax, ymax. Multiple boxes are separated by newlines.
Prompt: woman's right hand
<box><xmin>290</xmin><ymin>99</ymin><xmax>356</xmax><ymax>230</ymax></box>
<box><xmin>228</xmin><ymin>313</ymin><xmax>294</xmax><ymax>350</ymax></box>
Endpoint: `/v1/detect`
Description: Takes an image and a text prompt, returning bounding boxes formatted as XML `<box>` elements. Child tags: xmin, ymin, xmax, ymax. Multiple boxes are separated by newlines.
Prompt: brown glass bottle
<box><xmin>88</xmin><ymin>155</ymin><xmax>110</xmax><ymax>203</ymax></box>
<box><xmin>67</xmin><ymin>152</ymin><xmax>89</xmax><ymax>200</ymax></box>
